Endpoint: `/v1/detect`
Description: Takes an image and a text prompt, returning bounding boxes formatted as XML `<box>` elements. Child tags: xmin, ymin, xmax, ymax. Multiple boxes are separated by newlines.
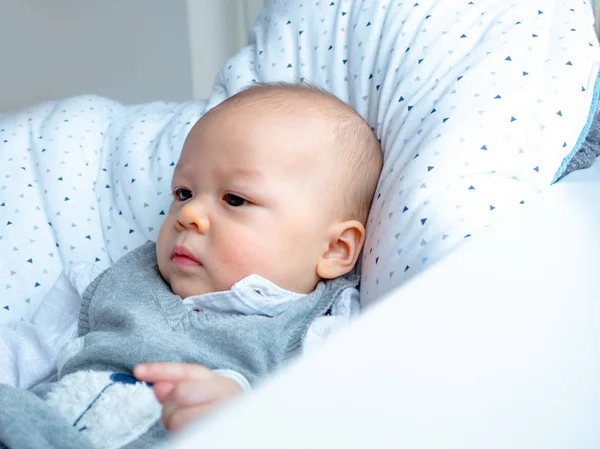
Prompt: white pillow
<box><xmin>0</xmin><ymin>96</ymin><xmax>122</xmax><ymax>323</ymax></box>
<box><xmin>1</xmin><ymin>1</ymin><xmax>599</xmax><ymax>323</ymax></box>
<box><xmin>206</xmin><ymin>0</ymin><xmax>600</xmax><ymax>306</ymax></box>
<box><xmin>0</xmin><ymin>97</ymin><xmax>206</xmax><ymax>323</ymax></box>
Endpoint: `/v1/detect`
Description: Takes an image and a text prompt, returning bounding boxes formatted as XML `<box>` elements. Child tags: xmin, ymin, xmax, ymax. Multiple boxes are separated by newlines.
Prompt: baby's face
<box><xmin>156</xmin><ymin>102</ymin><xmax>338</xmax><ymax>298</ymax></box>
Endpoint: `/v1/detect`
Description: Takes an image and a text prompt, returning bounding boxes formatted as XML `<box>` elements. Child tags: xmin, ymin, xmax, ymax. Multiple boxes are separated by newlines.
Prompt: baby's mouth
<box><xmin>171</xmin><ymin>246</ymin><xmax>202</xmax><ymax>267</ymax></box>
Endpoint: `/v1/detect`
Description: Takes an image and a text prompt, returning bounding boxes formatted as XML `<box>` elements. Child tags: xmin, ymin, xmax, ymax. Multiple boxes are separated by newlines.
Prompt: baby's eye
<box><xmin>174</xmin><ymin>188</ymin><xmax>192</xmax><ymax>201</ymax></box>
<box><xmin>223</xmin><ymin>193</ymin><xmax>247</xmax><ymax>207</ymax></box>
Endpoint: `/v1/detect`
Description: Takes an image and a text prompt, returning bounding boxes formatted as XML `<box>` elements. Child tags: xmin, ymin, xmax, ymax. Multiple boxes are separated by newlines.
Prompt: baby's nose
<box><xmin>177</xmin><ymin>201</ymin><xmax>210</xmax><ymax>234</ymax></box>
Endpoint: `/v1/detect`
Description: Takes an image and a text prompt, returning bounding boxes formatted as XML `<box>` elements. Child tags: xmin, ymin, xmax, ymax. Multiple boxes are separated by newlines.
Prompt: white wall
<box><xmin>0</xmin><ymin>0</ymin><xmax>195</xmax><ymax>113</ymax></box>
<box><xmin>0</xmin><ymin>0</ymin><xmax>264</xmax><ymax>113</ymax></box>
<box><xmin>186</xmin><ymin>0</ymin><xmax>263</xmax><ymax>98</ymax></box>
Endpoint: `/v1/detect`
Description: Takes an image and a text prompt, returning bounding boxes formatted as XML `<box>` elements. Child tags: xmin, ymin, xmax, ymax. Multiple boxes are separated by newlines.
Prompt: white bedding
<box><xmin>213</xmin><ymin>0</ymin><xmax>600</xmax><ymax>306</ymax></box>
<box><xmin>1</xmin><ymin>0</ymin><xmax>599</xmax><ymax>400</ymax></box>
<box><xmin>0</xmin><ymin>96</ymin><xmax>206</xmax><ymax>323</ymax></box>
<box><xmin>2</xmin><ymin>1</ymin><xmax>599</xmax><ymax>326</ymax></box>
<box><xmin>0</xmin><ymin>265</ymin><xmax>99</xmax><ymax>388</ymax></box>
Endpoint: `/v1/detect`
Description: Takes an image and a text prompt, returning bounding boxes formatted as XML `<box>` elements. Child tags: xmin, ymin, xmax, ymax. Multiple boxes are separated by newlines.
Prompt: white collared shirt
<box><xmin>181</xmin><ymin>274</ymin><xmax>309</xmax><ymax>316</ymax></box>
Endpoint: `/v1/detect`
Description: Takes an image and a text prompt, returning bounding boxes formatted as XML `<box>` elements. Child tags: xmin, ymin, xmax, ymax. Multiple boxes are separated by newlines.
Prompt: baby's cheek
<box><xmin>218</xmin><ymin>236</ymin><xmax>271</xmax><ymax>279</ymax></box>
<box><xmin>155</xmin><ymin>233</ymin><xmax>169</xmax><ymax>274</ymax></box>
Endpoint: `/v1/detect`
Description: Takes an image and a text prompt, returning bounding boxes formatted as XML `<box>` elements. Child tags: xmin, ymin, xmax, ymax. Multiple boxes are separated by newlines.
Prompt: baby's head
<box><xmin>157</xmin><ymin>83</ymin><xmax>383</xmax><ymax>298</ymax></box>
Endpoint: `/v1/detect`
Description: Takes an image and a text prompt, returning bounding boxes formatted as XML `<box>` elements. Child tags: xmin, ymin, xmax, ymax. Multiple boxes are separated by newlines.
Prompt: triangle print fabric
<box><xmin>1</xmin><ymin>0</ymin><xmax>599</xmax><ymax>322</ymax></box>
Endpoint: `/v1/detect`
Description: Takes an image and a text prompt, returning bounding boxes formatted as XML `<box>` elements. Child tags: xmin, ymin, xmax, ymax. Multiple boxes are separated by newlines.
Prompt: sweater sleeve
<box><xmin>0</xmin><ymin>271</ymin><xmax>80</xmax><ymax>388</ymax></box>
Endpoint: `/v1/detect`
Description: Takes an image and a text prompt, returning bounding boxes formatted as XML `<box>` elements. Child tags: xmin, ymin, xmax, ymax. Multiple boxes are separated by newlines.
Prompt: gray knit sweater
<box><xmin>0</xmin><ymin>242</ymin><xmax>357</xmax><ymax>449</ymax></box>
<box><xmin>61</xmin><ymin>241</ymin><xmax>356</xmax><ymax>385</ymax></box>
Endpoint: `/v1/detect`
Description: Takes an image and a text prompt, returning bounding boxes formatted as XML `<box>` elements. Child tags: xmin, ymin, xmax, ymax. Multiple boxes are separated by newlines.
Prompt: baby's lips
<box><xmin>171</xmin><ymin>245</ymin><xmax>202</xmax><ymax>265</ymax></box>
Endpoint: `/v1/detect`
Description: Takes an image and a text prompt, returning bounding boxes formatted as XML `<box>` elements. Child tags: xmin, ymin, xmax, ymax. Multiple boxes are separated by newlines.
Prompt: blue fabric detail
<box><xmin>110</xmin><ymin>373</ymin><xmax>139</xmax><ymax>385</ymax></box>
<box><xmin>552</xmin><ymin>68</ymin><xmax>600</xmax><ymax>184</ymax></box>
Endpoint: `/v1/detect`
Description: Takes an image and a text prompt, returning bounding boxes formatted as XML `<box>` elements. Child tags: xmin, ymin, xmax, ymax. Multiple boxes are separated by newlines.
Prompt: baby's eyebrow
<box><xmin>217</xmin><ymin>166</ymin><xmax>264</xmax><ymax>180</ymax></box>
<box><xmin>171</xmin><ymin>166</ymin><xmax>265</xmax><ymax>188</ymax></box>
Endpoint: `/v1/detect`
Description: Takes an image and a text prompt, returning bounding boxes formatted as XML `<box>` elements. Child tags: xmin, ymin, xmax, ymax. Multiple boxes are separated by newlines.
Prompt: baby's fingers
<box><xmin>162</xmin><ymin>379</ymin><xmax>220</xmax><ymax>409</ymax></box>
<box><xmin>162</xmin><ymin>403</ymin><xmax>214</xmax><ymax>433</ymax></box>
<box><xmin>152</xmin><ymin>381</ymin><xmax>175</xmax><ymax>404</ymax></box>
<box><xmin>133</xmin><ymin>363</ymin><xmax>213</xmax><ymax>384</ymax></box>
<box><xmin>161</xmin><ymin>380</ymin><xmax>219</xmax><ymax>432</ymax></box>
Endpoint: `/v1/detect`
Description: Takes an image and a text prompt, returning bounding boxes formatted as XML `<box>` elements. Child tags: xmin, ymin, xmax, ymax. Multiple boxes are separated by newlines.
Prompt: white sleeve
<box><xmin>213</xmin><ymin>369</ymin><xmax>252</xmax><ymax>393</ymax></box>
<box><xmin>302</xmin><ymin>286</ymin><xmax>361</xmax><ymax>354</ymax></box>
<box><xmin>0</xmin><ymin>262</ymin><xmax>102</xmax><ymax>389</ymax></box>
<box><xmin>67</xmin><ymin>261</ymin><xmax>105</xmax><ymax>297</ymax></box>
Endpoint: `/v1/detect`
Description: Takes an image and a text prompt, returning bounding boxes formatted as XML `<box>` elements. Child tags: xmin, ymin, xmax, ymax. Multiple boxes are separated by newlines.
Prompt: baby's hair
<box><xmin>216</xmin><ymin>82</ymin><xmax>383</xmax><ymax>224</ymax></box>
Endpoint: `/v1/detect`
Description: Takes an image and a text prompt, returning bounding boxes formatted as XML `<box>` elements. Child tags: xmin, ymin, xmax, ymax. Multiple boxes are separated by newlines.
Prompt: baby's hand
<box><xmin>133</xmin><ymin>363</ymin><xmax>243</xmax><ymax>432</ymax></box>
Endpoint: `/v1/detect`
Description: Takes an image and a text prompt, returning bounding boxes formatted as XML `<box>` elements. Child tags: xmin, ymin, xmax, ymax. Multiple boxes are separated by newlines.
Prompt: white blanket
<box><xmin>1</xmin><ymin>0</ymin><xmax>599</xmax><ymax>387</ymax></box>
<box><xmin>0</xmin><ymin>96</ymin><xmax>207</xmax><ymax>323</ymax></box>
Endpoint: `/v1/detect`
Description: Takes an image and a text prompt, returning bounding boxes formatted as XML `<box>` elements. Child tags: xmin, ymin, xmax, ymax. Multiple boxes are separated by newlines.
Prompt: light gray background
<box><xmin>0</xmin><ymin>0</ymin><xmax>263</xmax><ymax>113</ymax></box>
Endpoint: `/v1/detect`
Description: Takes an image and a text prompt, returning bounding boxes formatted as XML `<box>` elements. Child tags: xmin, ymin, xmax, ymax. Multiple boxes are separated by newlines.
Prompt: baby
<box><xmin>0</xmin><ymin>83</ymin><xmax>382</xmax><ymax>449</ymax></box>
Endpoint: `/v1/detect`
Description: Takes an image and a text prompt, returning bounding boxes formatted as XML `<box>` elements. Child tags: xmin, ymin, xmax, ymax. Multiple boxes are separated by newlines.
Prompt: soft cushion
<box><xmin>0</xmin><ymin>97</ymin><xmax>206</xmax><ymax>322</ymax></box>
<box><xmin>1</xmin><ymin>0</ymin><xmax>599</xmax><ymax>322</ymax></box>
<box><xmin>205</xmin><ymin>0</ymin><xmax>600</xmax><ymax>305</ymax></box>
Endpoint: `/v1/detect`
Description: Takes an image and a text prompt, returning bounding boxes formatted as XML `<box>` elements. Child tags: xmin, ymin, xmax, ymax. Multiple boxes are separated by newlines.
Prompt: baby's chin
<box><xmin>157</xmin><ymin>269</ymin><xmax>212</xmax><ymax>299</ymax></box>
<box><xmin>168</xmin><ymin>279</ymin><xmax>214</xmax><ymax>299</ymax></box>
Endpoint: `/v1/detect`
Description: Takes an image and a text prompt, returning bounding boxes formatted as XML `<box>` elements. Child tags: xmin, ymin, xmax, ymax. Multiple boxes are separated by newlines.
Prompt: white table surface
<box><xmin>168</xmin><ymin>160</ymin><xmax>600</xmax><ymax>449</ymax></box>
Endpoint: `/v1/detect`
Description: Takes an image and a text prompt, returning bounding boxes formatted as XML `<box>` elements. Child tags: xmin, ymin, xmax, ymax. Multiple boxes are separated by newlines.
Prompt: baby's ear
<box><xmin>316</xmin><ymin>221</ymin><xmax>365</xmax><ymax>280</ymax></box>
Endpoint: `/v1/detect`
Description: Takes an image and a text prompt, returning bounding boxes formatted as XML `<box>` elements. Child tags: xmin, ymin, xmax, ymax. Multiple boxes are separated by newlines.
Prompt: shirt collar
<box><xmin>181</xmin><ymin>274</ymin><xmax>308</xmax><ymax>317</ymax></box>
